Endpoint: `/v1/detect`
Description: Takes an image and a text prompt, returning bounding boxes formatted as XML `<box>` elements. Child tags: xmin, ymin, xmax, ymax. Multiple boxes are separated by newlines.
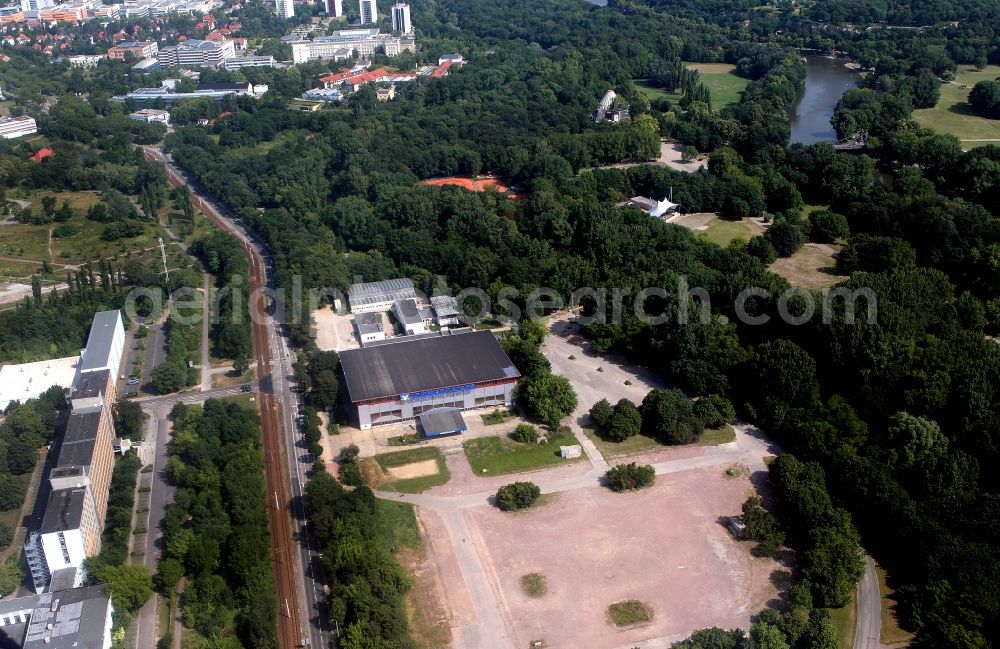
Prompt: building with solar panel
<box><xmin>339</xmin><ymin>330</ymin><xmax>520</xmax><ymax>429</ymax></box>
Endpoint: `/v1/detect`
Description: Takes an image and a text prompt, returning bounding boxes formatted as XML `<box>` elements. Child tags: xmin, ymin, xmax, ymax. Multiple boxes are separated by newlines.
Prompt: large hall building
<box><xmin>339</xmin><ymin>330</ymin><xmax>520</xmax><ymax>429</ymax></box>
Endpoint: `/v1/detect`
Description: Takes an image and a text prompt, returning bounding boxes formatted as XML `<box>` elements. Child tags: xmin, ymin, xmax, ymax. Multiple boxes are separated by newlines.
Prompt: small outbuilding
<box><xmin>418</xmin><ymin>408</ymin><xmax>468</xmax><ymax>438</ymax></box>
<box><xmin>560</xmin><ymin>445</ymin><xmax>582</xmax><ymax>459</ymax></box>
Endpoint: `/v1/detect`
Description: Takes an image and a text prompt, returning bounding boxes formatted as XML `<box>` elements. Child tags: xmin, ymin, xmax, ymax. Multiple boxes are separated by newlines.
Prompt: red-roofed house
<box><xmin>430</xmin><ymin>60</ymin><xmax>452</xmax><ymax>78</ymax></box>
<box><xmin>31</xmin><ymin>148</ymin><xmax>55</xmax><ymax>163</ymax></box>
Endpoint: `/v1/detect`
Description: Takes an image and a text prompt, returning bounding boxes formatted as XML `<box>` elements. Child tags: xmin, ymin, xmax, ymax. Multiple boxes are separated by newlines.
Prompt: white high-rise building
<box><xmin>359</xmin><ymin>0</ymin><xmax>376</xmax><ymax>24</ymax></box>
<box><xmin>326</xmin><ymin>0</ymin><xmax>343</xmax><ymax>16</ymax></box>
<box><xmin>391</xmin><ymin>2</ymin><xmax>411</xmax><ymax>34</ymax></box>
<box><xmin>276</xmin><ymin>0</ymin><xmax>294</xmax><ymax>18</ymax></box>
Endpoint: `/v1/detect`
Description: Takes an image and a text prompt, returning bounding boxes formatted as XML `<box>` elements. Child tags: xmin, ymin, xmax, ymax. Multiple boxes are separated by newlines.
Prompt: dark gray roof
<box><xmin>419</xmin><ymin>408</ymin><xmax>467</xmax><ymax>436</ymax></box>
<box><xmin>71</xmin><ymin>370</ymin><xmax>109</xmax><ymax>400</ymax></box>
<box><xmin>79</xmin><ymin>310</ymin><xmax>120</xmax><ymax>372</ymax></box>
<box><xmin>339</xmin><ymin>330</ymin><xmax>520</xmax><ymax>402</ymax></box>
<box><xmin>394</xmin><ymin>298</ymin><xmax>421</xmax><ymax>325</ymax></box>
<box><xmin>355</xmin><ymin>312</ymin><xmax>383</xmax><ymax>336</ymax></box>
<box><xmin>56</xmin><ymin>411</ymin><xmax>102</xmax><ymax>469</ymax></box>
<box><xmin>23</xmin><ymin>585</ymin><xmax>111</xmax><ymax>649</ymax></box>
<box><xmin>39</xmin><ymin>488</ymin><xmax>86</xmax><ymax>534</ymax></box>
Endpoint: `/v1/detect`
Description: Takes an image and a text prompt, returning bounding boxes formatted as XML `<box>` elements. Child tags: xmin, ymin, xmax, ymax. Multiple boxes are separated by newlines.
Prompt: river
<box><xmin>788</xmin><ymin>56</ymin><xmax>860</xmax><ymax>144</ymax></box>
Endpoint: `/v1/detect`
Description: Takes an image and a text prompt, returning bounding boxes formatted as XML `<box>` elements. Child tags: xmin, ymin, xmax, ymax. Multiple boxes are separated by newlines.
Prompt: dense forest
<box><xmin>156</xmin><ymin>0</ymin><xmax>1000</xmax><ymax>645</ymax></box>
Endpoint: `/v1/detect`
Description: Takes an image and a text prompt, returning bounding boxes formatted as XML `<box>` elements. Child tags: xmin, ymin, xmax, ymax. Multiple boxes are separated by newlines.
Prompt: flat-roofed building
<box><xmin>392</xmin><ymin>298</ymin><xmax>425</xmax><ymax>335</ymax></box>
<box><xmin>289</xmin><ymin>28</ymin><xmax>415</xmax><ymax>63</ymax></box>
<box><xmin>0</xmin><ymin>356</ymin><xmax>80</xmax><ymax>412</ymax></box>
<box><xmin>0</xmin><ymin>584</ymin><xmax>113</xmax><ymax>647</ymax></box>
<box><xmin>158</xmin><ymin>38</ymin><xmax>235</xmax><ymax>67</ymax></box>
<box><xmin>430</xmin><ymin>295</ymin><xmax>461</xmax><ymax>327</ymax></box>
<box><xmin>107</xmin><ymin>39</ymin><xmax>158</xmax><ymax>60</ymax></box>
<box><xmin>78</xmin><ymin>310</ymin><xmax>124</xmax><ymax>381</ymax></box>
<box><xmin>339</xmin><ymin>329</ymin><xmax>520</xmax><ymax>428</ymax></box>
<box><xmin>222</xmin><ymin>55</ymin><xmax>275</xmax><ymax>70</ymax></box>
<box><xmin>348</xmin><ymin>278</ymin><xmax>415</xmax><ymax>313</ymax></box>
<box><xmin>129</xmin><ymin>107</ymin><xmax>170</xmax><ymax>125</ymax></box>
<box><xmin>355</xmin><ymin>312</ymin><xmax>385</xmax><ymax>345</ymax></box>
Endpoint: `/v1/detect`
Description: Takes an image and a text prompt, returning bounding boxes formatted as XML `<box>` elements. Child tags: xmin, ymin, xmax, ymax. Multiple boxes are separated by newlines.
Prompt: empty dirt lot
<box><xmin>466</xmin><ymin>466</ymin><xmax>779</xmax><ymax>649</ymax></box>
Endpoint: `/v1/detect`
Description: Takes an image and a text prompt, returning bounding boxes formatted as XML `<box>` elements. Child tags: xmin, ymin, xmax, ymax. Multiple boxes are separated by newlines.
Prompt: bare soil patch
<box><xmin>387</xmin><ymin>459</ymin><xmax>440</xmax><ymax>480</ymax></box>
<box><xmin>465</xmin><ymin>465</ymin><xmax>780</xmax><ymax>648</ymax></box>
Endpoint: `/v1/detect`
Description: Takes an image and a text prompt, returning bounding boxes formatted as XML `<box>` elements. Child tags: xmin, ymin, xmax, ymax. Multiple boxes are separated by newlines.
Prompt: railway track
<box><xmin>149</xmin><ymin>150</ymin><xmax>305</xmax><ymax>648</ymax></box>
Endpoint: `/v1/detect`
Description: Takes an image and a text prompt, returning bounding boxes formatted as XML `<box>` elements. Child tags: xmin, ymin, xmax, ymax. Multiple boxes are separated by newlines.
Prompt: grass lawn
<box><xmin>827</xmin><ymin>590</ymin><xmax>857</xmax><ymax>649</ymax></box>
<box><xmin>366</xmin><ymin>446</ymin><xmax>450</xmax><ymax>493</ymax></box>
<box><xmin>376</xmin><ymin>499</ymin><xmax>422</xmax><ymax>550</ymax></box>
<box><xmin>584</xmin><ymin>425</ymin><xmax>734</xmax><ymax>458</ymax></box>
<box><xmin>701</xmin><ymin>218</ymin><xmax>761</xmax><ymax>246</ymax></box>
<box><xmin>463</xmin><ymin>428</ymin><xmax>584</xmax><ymax>476</ymax></box>
<box><xmin>0</xmin><ymin>101</ymin><xmax>13</xmax><ymax>117</ymax></box>
<box><xmin>481</xmin><ymin>408</ymin><xmax>515</xmax><ymax>425</ymax></box>
<box><xmin>700</xmin><ymin>425</ymin><xmax>736</xmax><ymax>445</ymax></box>
<box><xmin>608</xmin><ymin>600</ymin><xmax>652</xmax><ymax>627</ymax></box>
<box><xmin>583</xmin><ymin>426</ymin><xmax>662</xmax><ymax>458</ymax></box>
<box><xmin>633</xmin><ymin>78</ymin><xmax>683</xmax><ymax>104</ymax></box>
<box><xmin>0</xmin><ymin>223</ymin><xmax>51</xmax><ymax>261</ymax></box>
<box><xmin>770</xmin><ymin>245</ymin><xmax>847</xmax><ymax>291</ymax></box>
<box><xmin>876</xmin><ymin>563</ymin><xmax>914</xmax><ymax>645</ymax></box>
<box><xmin>685</xmin><ymin>62</ymin><xmax>749</xmax><ymax>109</ymax></box>
<box><xmin>913</xmin><ymin>66</ymin><xmax>1000</xmax><ymax>147</ymax></box>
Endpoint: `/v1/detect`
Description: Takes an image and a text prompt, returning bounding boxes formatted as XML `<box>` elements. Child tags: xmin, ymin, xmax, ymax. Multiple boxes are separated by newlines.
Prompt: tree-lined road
<box><xmin>143</xmin><ymin>146</ymin><xmax>329</xmax><ymax>649</ymax></box>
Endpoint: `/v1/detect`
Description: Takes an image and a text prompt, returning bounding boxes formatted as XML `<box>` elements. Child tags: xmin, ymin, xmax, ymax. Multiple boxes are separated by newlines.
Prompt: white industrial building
<box><xmin>348</xmin><ymin>278</ymin><xmax>416</xmax><ymax>313</ymax></box>
<box><xmin>0</xmin><ymin>115</ymin><xmax>38</xmax><ymax>140</ymax></box>
<box><xmin>113</xmin><ymin>81</ymin><xmax>267</xmax><ymax>106</ymax></box>
<box><xmin>0</xmin><ymin>356</ymin><xmax>80</xmax><ymax>412</ymax></box>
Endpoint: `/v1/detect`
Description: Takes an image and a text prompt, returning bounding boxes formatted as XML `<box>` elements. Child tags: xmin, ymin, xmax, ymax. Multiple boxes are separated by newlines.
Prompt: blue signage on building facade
<box><xmin>400</xmin><ymin>384</ymin><xmax>475</xmax><ymax>401</ymax></box>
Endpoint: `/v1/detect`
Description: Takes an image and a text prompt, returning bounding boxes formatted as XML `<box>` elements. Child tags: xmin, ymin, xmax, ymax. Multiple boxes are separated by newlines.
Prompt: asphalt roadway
<box><xmin>142</xmin><ymin>146</ymin><xmax>329</xmax><ymax>648</ymax></box>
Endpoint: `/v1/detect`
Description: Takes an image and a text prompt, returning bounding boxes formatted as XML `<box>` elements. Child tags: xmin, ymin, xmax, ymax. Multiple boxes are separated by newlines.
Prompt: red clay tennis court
<box><xmin>420</xmin><ymin>176</ymin><xmax>522</xmax><ymax>197</ymax></box>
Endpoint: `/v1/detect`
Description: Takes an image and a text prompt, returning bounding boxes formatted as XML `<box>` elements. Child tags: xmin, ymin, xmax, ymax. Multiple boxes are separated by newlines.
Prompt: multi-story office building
<box><xmin>325</xmin><ymin>0</ymin><xmax>342</xmax><ymax>16</ymax></box>
<box><xmin>222</xmin><ymin>55</ymin><xmax>276</xmax><ymax>70</ymax></box>
<box><xmin>157</xmin><ymin>38</ymin><xmax>235</xmax><ymax>67</ymax></box>
<box><xmin>290</xmin><ymin>28</ymin><xmax>415</xmax><ymax>63</ymax></box>
<box><xmin>359</xmin><ymin>0</ymin><xmax>376</xmax><ymax>24</ymax></box>
<box><xmin>391</xmin><ymin>2</ymin><xmax>411</xmax><ymax>34</ymax></box>
<box><xmin>129</xmin><ymin>108</ymin><xmax>171</xmax><ymax>125</ymax></box>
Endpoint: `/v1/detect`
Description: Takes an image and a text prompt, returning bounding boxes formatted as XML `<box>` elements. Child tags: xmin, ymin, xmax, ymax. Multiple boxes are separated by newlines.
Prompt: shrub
<box><xmin>52</xmin><ymin>223</ymin><xmax>79</xmax><ymax>238</ymax></box>
<box><xmin>694</xmin><ymin>394</ymin><xmax>736</xmax><ymax>429</ymax></box>
<box><xmin>765</xmin><ymin>221</ymin><xmax>805</xmax><ymax>257</ymax></box>
<box><xmin>605</xmin><ymin>463</ymin><xmax>656</xmax><ymax>491</ymax></box>
<box><xmin>0</xmin><ymin>522</ymin><xmax>12</xmax><ymax>550</ymax></box>
<box><xmin>520</xmin><ymin>573</ymin><xmax>547</xmax><ymax>597</ymax></box>
<box><xmin>338</xmin><ymin>444</ymin><xmax>360</xmax><ymax>464</ymax></box>
<box><xmin>339</xmin><ymin>461</ymin><xmax>363</xmax><ymax>487</ymax></box>
<box><xmin>608</xmin><ymin>600</ymin><xmax>651</xmax><ymax>626</ymax></box>
<box><xmin>589</xmin><ymin>398</ymin><xmax>613</xmax><ymax>428</ymax></box>
<box><xmin>746</xmin><ymin>235</ymin><xmax>777</xmax><ymax>264</ymax></box>
<box><xmin>607</xmin><ymin>399</ymin><xmax>642</xmax><ymax>441</ymax></box>
<box><xmin>495</xmin><ymin>481</ymin><xmax>541</xmax><ymax>511</ymax></box>
<box><xmin>808</xmin><ymin>210</ymin><xmax>850</xmax><ymax>243</ymax></box>
<box><xmin>511</xmin><ymin>423</ymin><xmax>539</xmax><ymax>444</ymax></box>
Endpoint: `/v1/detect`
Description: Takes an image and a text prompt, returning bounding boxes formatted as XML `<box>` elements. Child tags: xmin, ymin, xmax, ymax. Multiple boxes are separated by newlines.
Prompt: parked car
<box><xmin>241</xmin><ymin>384</ymin><xmax>254</xmax><ymax>393</ymax></box>
<box><xmin>126</xmin><ymin>376</ymin><xmax>140</xmax><ymax>385</ymax></box>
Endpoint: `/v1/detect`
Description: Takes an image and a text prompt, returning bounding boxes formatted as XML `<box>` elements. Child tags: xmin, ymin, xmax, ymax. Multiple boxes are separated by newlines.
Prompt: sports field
<box><xmin>913</xmin><ymin>66</ymin><xmax>1000</xmax><ymax>147</ymax></box>
<box><xmin>420</xmin><ymin>176</ymin><xmax>518</xmax><ymax>195</ymax></box>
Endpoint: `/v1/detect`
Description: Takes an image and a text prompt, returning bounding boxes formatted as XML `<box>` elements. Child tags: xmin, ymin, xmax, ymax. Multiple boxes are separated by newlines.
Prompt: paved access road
<box><xmin>855</xmin><ymin>555</ymin><xmax>883</xmax><ymax>649</ymax></box>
